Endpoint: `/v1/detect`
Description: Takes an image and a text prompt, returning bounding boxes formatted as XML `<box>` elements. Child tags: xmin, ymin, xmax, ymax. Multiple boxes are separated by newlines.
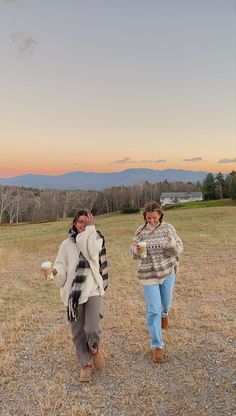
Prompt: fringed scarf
<box><xmin>67</xmin><ymin>228</ymin><xmax>108</xmax><ymax>322</ymax></box>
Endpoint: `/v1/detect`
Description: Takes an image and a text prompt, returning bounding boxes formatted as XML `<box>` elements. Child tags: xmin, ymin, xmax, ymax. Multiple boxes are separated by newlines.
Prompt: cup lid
<box><xmin>41</xmin><ymin>261</ymin><xmax>52</xmax><ymax>268</ymax></box>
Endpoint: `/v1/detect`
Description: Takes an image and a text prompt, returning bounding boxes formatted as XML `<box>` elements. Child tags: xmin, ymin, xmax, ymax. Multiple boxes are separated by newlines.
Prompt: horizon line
<box><xmin>0</xmin><ymin>166</ymin><xmax>230</xmax><ymax>179</ymax></box>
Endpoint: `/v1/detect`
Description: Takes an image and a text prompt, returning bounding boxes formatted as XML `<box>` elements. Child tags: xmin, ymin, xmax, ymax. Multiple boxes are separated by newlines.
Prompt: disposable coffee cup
<box><xmin>138</xmin><ymin>241</ymin><xmax>147</xmax><ymax>258</ymax></box>
<box><xmin>41</xmin><ymin>261</ymin><xmax>54</xmax><ymax>280</ymax></box>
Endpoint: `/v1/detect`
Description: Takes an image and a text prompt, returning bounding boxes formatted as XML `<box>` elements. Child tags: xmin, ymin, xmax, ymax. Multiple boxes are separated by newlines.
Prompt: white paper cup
<box><xmin>138</xmin><ymin>241</ymin><xmax>147</xmax><ymax>258</ymax></box>
<box><xmin>41</xmin><ymin>261</ymin><xmax>54</xmax><ymax>280</ymax></box>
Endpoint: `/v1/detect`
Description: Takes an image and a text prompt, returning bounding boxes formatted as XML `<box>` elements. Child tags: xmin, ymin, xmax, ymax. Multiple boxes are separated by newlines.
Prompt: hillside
<box><xmin>0</xmin><ymin>168</ymin><xmax>210</xmax><ymax>190</ymax></box>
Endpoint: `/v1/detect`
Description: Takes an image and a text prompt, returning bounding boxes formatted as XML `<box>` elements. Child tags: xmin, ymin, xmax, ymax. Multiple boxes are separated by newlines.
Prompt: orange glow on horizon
<box><xmin>2</xmin><ymin>161</ymin><xmax>235</xmax><ymax>178</ymax></box>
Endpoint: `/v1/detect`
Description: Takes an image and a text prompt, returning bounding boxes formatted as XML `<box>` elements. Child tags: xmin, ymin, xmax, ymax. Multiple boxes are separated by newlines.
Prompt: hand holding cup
<box><xmin>41</xmin><ymin>261</ymin><xmax>55</xmax><ymax>280</ymax></box>
<box><xmin>137</xmin><ymin>241</ymin><xmax>147</xmax><ymax>258</ymax></box>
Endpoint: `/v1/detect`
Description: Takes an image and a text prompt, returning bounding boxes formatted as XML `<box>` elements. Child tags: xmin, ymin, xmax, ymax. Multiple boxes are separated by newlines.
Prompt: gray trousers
<box><xmin>69</xmin><ymin>295</ymin><xmax>102</xmax><ymax>368</ymax></box>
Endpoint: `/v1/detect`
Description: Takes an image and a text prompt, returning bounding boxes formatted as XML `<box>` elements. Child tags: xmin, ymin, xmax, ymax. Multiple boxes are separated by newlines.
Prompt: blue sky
<box><xmin>0</xmin><ymin>0</ymin><xmax>235</xmax><ymax>176</ymax></box>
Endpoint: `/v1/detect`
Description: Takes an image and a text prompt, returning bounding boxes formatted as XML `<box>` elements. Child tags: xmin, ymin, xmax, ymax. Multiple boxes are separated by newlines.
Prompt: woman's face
<box><xmin>75</xmin><ymin>215</ymin><xmax>87</xmax><ymax>233</ymax></box>
<box><xmin>145</xmin><ymin>211</ymin><xmax>161</xmax><ymax>226</ymax></box>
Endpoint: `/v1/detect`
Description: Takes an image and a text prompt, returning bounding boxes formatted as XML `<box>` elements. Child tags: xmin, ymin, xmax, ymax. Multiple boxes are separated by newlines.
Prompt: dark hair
<box><xmin>143</xmin><ymin>202</ymin><xmax>164</xmax><ymax>223</ymax></box>
<box><xmin>71</xmin><ymin>209</ymin><xmax>89</xmax><ymax>232</ymax></box>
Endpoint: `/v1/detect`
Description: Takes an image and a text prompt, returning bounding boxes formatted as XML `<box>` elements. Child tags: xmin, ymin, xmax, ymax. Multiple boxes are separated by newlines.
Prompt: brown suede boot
<box><xmin>161</xmin><ymin>316</ymin><xmax>168</xmax><ymax>329</ymax></box>
<box><xmin>79</xmin><ymin>363</ymin><xmax>93</xmax><ymax>382</ymax></box>
<box><xmin>91</xmin><ymin>348</ymin><xmax>105</xmax><ymax>370</ymax></box>
<box><xmin>152</xmin><ymin>348</ymin><xmax>164</xmax><ymax>363</ymax></box>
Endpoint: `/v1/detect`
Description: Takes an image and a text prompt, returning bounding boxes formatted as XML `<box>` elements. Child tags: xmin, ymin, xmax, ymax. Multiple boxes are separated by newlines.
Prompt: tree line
<box><xmin>202</xmin><ymin>171</ymin><xmax>236</xmax><ymax>200</ymax></box>
<box><xmin>0</xmin><ymin>171</ymin><xmax>235</xmax><ymax>224</ymax></box>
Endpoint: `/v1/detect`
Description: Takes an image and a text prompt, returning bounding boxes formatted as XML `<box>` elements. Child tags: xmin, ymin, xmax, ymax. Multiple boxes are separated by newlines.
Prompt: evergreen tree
<box><xmin>229</xmin><ymin>171</ymin><xmax>236</xmax><ymax>200</ymax></box>
<box><xmin>223</xmin><ymin>174</ymin><xmax>231</xmax><ymax>198</ymax></box>
<box><xmin>202</xmin><ymin>173</ymin><xmax>217</xmax><ymax>200</ymax></box>
<box><xmin>215</xmin><ymin>172</ymin><xmax>225</xmax><ymax>199</ymax></box>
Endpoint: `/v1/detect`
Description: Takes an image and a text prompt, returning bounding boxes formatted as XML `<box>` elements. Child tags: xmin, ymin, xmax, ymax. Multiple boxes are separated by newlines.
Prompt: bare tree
<box><xmin>101</xmin><ymin>190</ymin><xmax>112</xmax><ymax>213</ymax></box>
<box><xmin>77</xmin><ymin>192</ymin><xmax>98</xmax><ymax>212</ymax></box>
<box><xmin>32</xmin><ymin>193</ymin><xmax>41</xmax><ymax>220</ymax></box>
<box><xmin>8</xmin><ymin>188</ymin><xmax>21</xmax><ymax>223</ymax></box>
<box><xmin>0</xmin><ymin>186</ymin><xmax>14</xmax><ymax>223</ymax></box>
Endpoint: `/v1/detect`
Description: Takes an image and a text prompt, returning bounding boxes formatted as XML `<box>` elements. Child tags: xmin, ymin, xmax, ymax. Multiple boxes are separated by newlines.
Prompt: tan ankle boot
<box><xmin>152</xmin><ymin>348</ymin><xmax>164</xmax><ymax>363</ymax></box>
<box><xmin>79</xmin><ymin>363</ymin><xmax>93</xmax><ymax>382</ymax></box>
<box><xmin>91</xmin><ymin>348</ymin><xmax>105</xmax><ymax>370</ymax></box>
<box><xmin>161</xmin><ymin>316</ymin><xmax>168</xmax><ymax>329</ymax></box>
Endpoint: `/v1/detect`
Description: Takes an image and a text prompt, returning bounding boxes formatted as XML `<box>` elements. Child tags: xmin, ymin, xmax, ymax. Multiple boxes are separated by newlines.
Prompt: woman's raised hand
<box><xmin>84</xmin><ymin>212</ymin><xmax>94</xmax><ymax>225</ymax></box>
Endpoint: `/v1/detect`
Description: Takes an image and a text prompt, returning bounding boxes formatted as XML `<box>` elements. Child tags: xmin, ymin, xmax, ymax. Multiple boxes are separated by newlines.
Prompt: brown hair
<box><xmin>143</xmin><ymin>201</ymin><xmax>164</xmax><ymax>223</ymax></box>
<box><xmin>72</xmin><ymin>209</ymin><xmax>89</xmax><ymax>230</ymax></box>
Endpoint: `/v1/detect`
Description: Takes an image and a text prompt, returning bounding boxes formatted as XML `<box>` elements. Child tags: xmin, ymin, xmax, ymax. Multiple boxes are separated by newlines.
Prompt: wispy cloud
<box><xmin>111</xmin><ymin>157</ymin><xmax>137</xmax><ymax>164</ymax></box>
<box><xmin>0</xmin><ymin>0</ymin><xmax>24</xmax><ymax>7</ymax></box>
<box><xmin>218</xmin><ymin>157</ymin><xmax>236</xmax><ymax>164</ymax></box>
<box><xmin>111</xmin><ymin>157</ymin><xmax>167</xmax><ymax>165</ymax></box>
<box><xmin>140</xmin><ymin>159</ymin><xmax>166</xmax><ymax>163</ymax></box>
<box><xmin>10</xmin><ymin>32</ymin><xmax>38</xmax><ymax>59</ymax></box>
<box><xmin>182</xmin><ymin>157</ymin><xmax>202</xmax><ymax>162</ymax></box>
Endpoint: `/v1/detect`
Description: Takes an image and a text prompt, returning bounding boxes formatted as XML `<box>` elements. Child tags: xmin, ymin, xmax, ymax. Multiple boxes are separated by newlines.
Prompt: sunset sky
<box><xmin>0</xmin><ymin>0</ymin><xmax>235</xmax><ymax>178</ymax></box>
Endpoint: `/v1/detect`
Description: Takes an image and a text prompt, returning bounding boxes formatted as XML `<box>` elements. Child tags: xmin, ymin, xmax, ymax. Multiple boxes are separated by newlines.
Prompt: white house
<box><xmin>160</xmin><ymin>192</ymin><xmax>203</xmax><ymax>205</ymax></box>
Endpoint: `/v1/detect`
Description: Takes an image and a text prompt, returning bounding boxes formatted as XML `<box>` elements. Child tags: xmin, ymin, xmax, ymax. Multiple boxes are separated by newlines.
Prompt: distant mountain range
<box><xmin>0</xmin><ymin>168</ymin><xmax>210</xmax><ymax>191</ymax></box>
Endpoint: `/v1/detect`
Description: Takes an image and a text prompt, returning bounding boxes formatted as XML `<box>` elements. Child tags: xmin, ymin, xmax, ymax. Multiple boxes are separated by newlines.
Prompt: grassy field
<box><xmin>0</xmin><ymin>206</ymin><xmax>235</xmax><ymax>415</ymax></box>
<box><xmin>168</xmin><ymin>198</ymin><xmax>236</xmax><ymax>210</ymax></box>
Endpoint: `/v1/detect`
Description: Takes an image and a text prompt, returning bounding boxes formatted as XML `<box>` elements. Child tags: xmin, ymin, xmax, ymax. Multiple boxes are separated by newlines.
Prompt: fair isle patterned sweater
<box><xmin>131</xmin><ymin>221</ymin><xmax>183</xmax><ymax>285</ymax></box>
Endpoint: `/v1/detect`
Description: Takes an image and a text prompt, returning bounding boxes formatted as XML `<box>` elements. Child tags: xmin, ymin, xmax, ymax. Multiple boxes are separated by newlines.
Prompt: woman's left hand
<box><xmin>84</xmin><ymin>212</ymin><xmax>94</xmax><ymax>225</ymax></box>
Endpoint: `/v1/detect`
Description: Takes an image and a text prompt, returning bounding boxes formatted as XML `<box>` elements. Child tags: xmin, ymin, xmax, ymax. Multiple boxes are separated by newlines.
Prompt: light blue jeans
<box><xmin>143</xmin><ymin>271</ymin><xmax>175</xmax><ymax>349</ymax></box>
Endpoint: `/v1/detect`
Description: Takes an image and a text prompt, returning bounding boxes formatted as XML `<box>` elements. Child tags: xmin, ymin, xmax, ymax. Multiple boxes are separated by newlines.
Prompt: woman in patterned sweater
<box><xmin>130</xmin><ymin>202</ymin><xmax>183</xmax><ymax>363</ymax></box>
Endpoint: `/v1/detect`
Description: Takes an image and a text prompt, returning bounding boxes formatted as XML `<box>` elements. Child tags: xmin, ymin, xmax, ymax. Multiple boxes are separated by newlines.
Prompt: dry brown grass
<box><xmin>0</xmin><ymin>206</ymin><xmax>235</xmax><ymax>415</ymax></box>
